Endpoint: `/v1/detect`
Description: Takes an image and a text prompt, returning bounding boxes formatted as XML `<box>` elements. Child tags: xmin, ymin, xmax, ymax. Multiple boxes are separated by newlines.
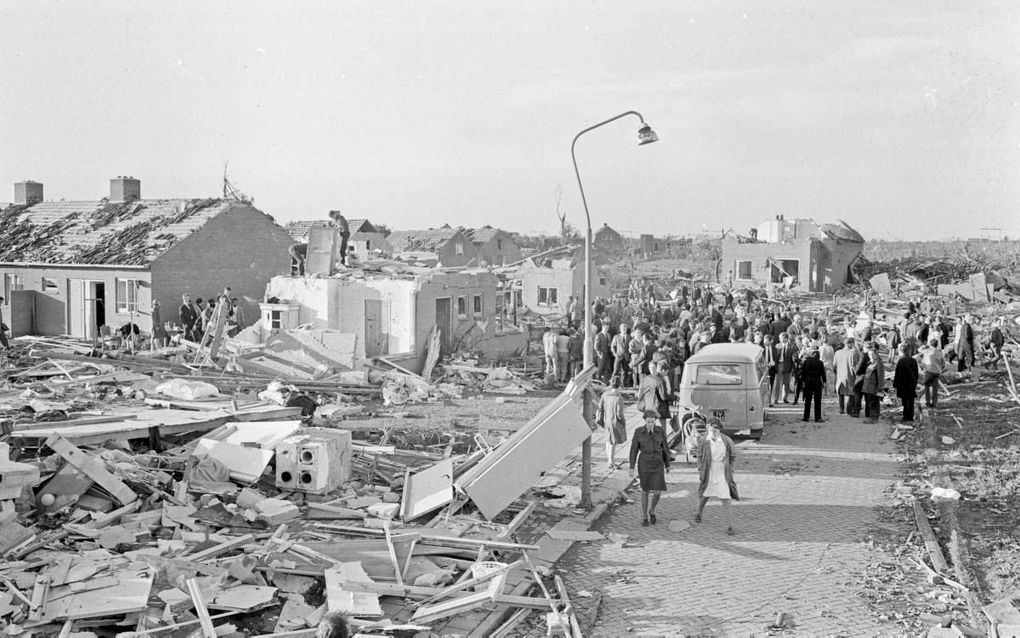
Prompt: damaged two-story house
<box><xmin>0</xmin><ymin>178</ymin><xmax>294</xmax><ymax>339</ymax></box>
<box><xmin>721</xmin><ymin>216</ymin><xmax>865</xmax><ymax>292</ymax></box>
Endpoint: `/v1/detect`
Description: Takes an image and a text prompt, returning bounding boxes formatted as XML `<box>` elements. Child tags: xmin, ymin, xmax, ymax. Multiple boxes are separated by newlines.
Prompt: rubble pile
<box><xmin>0</xmin><ymin>337</ymin><xmax>598</xmax><ymax>637</ymax></box>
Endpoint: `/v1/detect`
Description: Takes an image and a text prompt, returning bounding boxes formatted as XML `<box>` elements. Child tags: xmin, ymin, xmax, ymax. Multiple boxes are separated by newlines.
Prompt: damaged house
<box><xmin>387</xmin><ymin>227</ymin><xmax>477</xmax><ymax>267</ymax></box>
<box><xmin>286</xmin><ymin>217</ymin><xmax>392</xmax><ymax>261</ymax></box>
<box><xmin>0</xmin><ymin>178</ymin><xmax>294</xmax><ymax>338</ymax></box>
<box><xmin>463</xmin><ymin>225</ymin><xmax>521</xmax><ymax>266</ymax></box>
<box><xmin>516</xmin><ymin>258</ymin><xmax>612</xmax><ymax>316</ymax></box>
<box><xmin>261</xmin><ymin>269</ymin><xmax>526</xmax><ymax>369</ymax></box>
<box><xmin>721</xmin><ymin>215</ymin><xmax>865</xmax><ymax>292</ymax></box>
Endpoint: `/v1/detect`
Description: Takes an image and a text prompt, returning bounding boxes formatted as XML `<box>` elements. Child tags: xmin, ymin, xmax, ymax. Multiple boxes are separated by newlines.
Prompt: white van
<box><xmin>677</xmin><ymin>343</ymin><xmax>769</xmax><ymax>438</ymax></box>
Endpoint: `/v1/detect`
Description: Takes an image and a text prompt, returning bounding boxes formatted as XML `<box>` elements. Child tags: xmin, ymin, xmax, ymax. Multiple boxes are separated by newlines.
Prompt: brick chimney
<box><xmin>14</xmin><ymin>180</ymin><xmax>43</xmax><ymax>205</ymax></box>
<box><xmin>110</xmin><ymin>176</ymin><xmax>141</xmax><ymax>203</ymax></box>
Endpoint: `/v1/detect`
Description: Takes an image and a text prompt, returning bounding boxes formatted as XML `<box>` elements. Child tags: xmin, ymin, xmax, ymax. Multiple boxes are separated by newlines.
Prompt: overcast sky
<box><xmin>2</xmin><ymin>1</ymin><xmax>1017</xmax><ymax>240</ymax></box>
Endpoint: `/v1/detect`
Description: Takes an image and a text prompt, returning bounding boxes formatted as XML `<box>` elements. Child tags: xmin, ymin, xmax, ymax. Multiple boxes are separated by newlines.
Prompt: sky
<box><xmin>1</xmin><ymin>1</ymin><xmax>1018</xmax><ymax>241</ymax></box>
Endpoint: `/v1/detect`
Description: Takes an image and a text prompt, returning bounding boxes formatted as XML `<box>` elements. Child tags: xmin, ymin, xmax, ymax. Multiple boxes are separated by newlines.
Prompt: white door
<box><xmin>68</xmin><ymin>279</ymin><xmax>85</xmax><ymax>338</ymax></box>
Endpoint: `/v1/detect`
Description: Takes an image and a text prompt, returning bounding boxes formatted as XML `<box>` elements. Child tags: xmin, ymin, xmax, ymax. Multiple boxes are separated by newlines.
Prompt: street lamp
<box><xmin>571</xmin><ymin>110</ymin><xmax>658</xmax><ymax>508</ymax></box>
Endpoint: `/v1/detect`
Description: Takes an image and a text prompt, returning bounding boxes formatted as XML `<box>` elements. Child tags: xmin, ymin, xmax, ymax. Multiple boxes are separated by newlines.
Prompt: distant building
<box><xmin>516</xmin><ymin>259</ymin><xmax>612</xmax><ymax>316</ymax></box>
<box><xmin>286</xmin><ymin>218</ymin><xmax>377</xmax><ymax>243</ymax></box>
<box><xmin>0</xmin><ymin>178</ymin><xmax>293</xmax><ymax>339</ymax></box>
<box><xmin>638</xmin><ymin>234</ymin><xmax>691</xmax><ymax>259</ymax></box>
<box><xmin>593</xmin><ymin>223</ymin><xmax>624</xmax><ymax>250</ymax></box>
<box><xmin>463</xmin><ymin>226</ymin><xmax>521</xmax><ymax>266</ymax></box>
<box><xmin>721</xmin><ymin>216</ymin><xmax>865</xmax><ymax>292</ymax></box>
<box><xmin>387</xmin><ymin>227</ymin><xmax>478</xmax><ymax>267</ymax></box>
<box><xmin>349</xmin><ymin>231</ymin><xmax>393</xmax><ymax>261</ymax></box>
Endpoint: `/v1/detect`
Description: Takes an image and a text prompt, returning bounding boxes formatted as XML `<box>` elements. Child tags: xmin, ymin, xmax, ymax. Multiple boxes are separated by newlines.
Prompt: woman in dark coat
<box><xmin>629</xmin><ymin>413</ymin><xmax>670</xmax><ymax>527</ymax></box>
<box><xmin>695</xmin><ymin>418</ymin><xmax>739</xmax><ymax>535</ymax></box>
<box><xmin>892</xmin><ymin>344</ymin><xmax>919</xmax><ymax>422</ymax></box>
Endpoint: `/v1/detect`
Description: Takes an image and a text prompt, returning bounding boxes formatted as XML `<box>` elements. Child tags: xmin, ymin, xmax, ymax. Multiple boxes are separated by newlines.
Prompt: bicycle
<box><xmin>675</xmin><ymin>402</ymin><xmax>708</xmax><ymax>464</ymax></box>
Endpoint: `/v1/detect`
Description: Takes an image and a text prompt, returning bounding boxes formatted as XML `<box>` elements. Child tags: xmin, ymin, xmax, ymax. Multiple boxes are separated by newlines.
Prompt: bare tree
<box><xmin>555</xmin><ymin>185</ymin><xmax>567</xmax><ymax>239</ymax></box>
<box><xmin>554</xmin><ymin>185</ymin><xmax>581</xmax><ymax>245</ymax></box>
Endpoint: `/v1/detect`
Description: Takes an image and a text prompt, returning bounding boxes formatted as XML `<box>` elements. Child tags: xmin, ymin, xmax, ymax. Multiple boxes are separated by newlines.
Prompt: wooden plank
<box><xmin>324</xmin><ymin>562</ymin><xmax>383</xmax><ymax>618</ymax></box>
<box><xmin>44</xmin><ymin>434</ymin><xmax>137</xmax><ymax>505</ymax></box>
<box><xmin>312</xmin><ymin>524</ymin><xmax>540</xmax><ymax>551</ymax></box>
<box><xmin>187</xmin><ymin>533</ymin><xmax>255</xmax><ymax>562</ymax></box>
<box><xmin>911</xmin><ymin>497</ymin><xmax>950</xmax><ymax>573</ymax></box>
<box><xmin>383</xmin><ymin>523</ymin><xmax>404</xmax><ymax>586</ymax></box>
<box><xmin>416</xmin><ymin>560</ymin><xmax>522</xmax><ymax>608</ymax></box>
<box><xmin>340</xmin><ymin>580</ymin><xmax>551</xmax><ymax>609</ymax></box>
<box><xmin>497</xmin><ymin>501</ymin><xmax>537</xmax><ymax>541</ymax></box>
<box><xmin>186</xmin><ymin>577</ymin><xmax>216</xmax><ymax>638</ymax></box>
<box><xmin>411</xmin><ymin>588</ymin><xmax>495</xmax><ymax>624</ymax></box>
<box><xmin>40</xmin><ymin>567</ymin><xmax>152</xmax><ymax>621</ymax></box>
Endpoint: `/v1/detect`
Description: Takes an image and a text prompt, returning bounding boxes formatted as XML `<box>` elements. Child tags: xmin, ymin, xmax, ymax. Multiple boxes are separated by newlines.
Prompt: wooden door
<box><xmin>364</xmin><ymin>299</ymin><xmax>388</xmax><ymax>357</ymax></box>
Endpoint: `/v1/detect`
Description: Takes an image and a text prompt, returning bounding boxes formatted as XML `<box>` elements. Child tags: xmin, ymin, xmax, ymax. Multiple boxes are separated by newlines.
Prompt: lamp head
<box><xmin>638</xmin><ymin>123</ymin><xmax>659</xmax><ymax>146</ymax></box>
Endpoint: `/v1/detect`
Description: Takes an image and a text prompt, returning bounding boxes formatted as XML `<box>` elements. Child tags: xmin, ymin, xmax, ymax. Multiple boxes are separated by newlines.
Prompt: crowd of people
<box><xmin>573</xmin><ymin>280</ymin><xmax>1013</xmax><ymax>533</ymax></box>
<box><xmin>176</xmin><ymin>287</ymin><xmax>244</xmax><ymax>345</ymax></box>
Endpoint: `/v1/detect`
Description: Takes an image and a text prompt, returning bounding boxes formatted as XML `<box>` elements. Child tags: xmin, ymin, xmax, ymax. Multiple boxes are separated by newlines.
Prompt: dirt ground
<box><xmin>904</xmin><ymin>369</ymin><xmax>1020</xmax><ymax>602</ymax></box>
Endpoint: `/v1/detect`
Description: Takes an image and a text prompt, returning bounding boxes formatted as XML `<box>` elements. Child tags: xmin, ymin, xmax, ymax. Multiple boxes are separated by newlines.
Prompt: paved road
<box><xmin>559</xmin><ymin>401</ymin><xmax>903</xmax><ymax>637</ymax></box>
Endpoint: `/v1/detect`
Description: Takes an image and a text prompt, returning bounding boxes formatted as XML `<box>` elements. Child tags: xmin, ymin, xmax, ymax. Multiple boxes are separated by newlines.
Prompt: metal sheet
<box><xmin>456</xmin><ymin>367</ymin><xmax>594</xmax><ymax>520</ymax></box>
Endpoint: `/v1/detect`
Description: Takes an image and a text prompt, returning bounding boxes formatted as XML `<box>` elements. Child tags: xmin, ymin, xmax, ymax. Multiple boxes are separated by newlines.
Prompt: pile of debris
<box><xmin>0</xmin><ymin>340</ymin><xmax>599</xmax><ymax>636</ymax></box>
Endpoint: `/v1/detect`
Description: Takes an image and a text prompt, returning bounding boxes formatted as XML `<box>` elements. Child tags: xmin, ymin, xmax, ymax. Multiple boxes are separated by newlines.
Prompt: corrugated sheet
<box><xmin>0</xmin><ymin>198</ymin><xmax>231</xmax><ymax>266</ymax></box>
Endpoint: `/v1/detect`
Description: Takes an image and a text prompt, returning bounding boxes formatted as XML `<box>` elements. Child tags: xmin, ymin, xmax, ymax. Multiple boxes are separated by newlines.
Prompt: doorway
<box><xmin>70</xmin><ymin>280</ymin><xmax>106</xmax><ymax>339</ymax></box>
<box><xmin>364</xmin><ymin>299</ymin><xmax>389</xmax><ymax>357</ymax></box>
<box><xmin>434</xmin><ymin>297</ymin><xmax>452</xmax><ymax>355</ymax></box>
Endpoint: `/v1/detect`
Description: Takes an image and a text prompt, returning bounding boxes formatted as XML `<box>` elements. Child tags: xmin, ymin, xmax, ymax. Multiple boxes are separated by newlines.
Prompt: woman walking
<box><xmin>629</xmin><ymin>412</ymin><xmax>670</xmax><ymax>527</ymax></box>
<box><xmin>596</xmin><ymin>377</ymin><xmax>628</xmax><ymax>471</ymax></box>
<box><xmin>695</xmin><ymin>418</ymin><xmax>739</xmax><ymax>534</ymax></box>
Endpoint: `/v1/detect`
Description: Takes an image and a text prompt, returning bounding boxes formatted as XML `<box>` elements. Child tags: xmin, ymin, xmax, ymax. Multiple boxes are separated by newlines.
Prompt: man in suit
<box><xmin>800</xmin><ymin>348</ymin><xmax>827</xmax><ymax>422</ymax></box>
<box><xmin>833</xmin><ymin>337</ymin><xmax>862</xmax><ymax>415</ymax></box>
<box><xmin>179</xmin><ymin>293</ymin><xmax>199</xmax><ymax>342</ymax></box>
<box><xmin>762</xmin><ymin>334</ymin><xmax>779</xmax><ymax>407</ymax></box>
<box><xmin>775</xmin><ymin>332</ymin><xmax>798</xmax><ymax>403</ymax></box>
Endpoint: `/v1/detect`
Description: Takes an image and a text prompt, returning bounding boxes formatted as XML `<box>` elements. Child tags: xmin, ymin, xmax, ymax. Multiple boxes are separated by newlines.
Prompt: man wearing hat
<box><xmin>800</xmin><ymin>347</ymin><xmax>827</xmax><ymax>422</ymax></box>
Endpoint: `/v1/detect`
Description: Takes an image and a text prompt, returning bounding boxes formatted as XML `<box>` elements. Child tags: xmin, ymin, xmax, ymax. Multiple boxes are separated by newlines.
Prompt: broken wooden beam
<box><xmin>44</xmin><ymin>434</ymin><xmax>137</xmax><ymax>505</ymax></box>
<box><xmin>911</xmin><ymin>497</ymin><xmax>949</xmax><ymax>573</ymax></box>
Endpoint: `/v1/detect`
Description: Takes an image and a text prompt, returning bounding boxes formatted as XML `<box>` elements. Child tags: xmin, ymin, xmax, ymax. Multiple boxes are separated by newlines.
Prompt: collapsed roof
<box><xmin>0</xmin><ymin>198</ymin><xmax>234</xmax><ymax>266</ymax></box>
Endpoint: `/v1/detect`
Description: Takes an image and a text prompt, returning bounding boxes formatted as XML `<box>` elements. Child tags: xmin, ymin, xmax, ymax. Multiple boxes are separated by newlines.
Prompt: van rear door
<box><xmin>690</xmin><ymin>362</ymin><xmax>745</xmax><ymax>428</ymax></box>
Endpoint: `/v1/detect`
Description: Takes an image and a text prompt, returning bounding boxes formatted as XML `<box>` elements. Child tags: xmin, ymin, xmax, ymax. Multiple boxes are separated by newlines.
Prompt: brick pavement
<box><xmin>558</xmin><ymin>400</ymin><xmax>905</xmax><ymax>637</ymax></box>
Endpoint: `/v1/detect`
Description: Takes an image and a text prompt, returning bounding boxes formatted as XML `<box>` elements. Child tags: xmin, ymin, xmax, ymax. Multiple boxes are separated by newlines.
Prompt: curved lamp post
<box><xmin>571</xmin><ymin>110</ymin><xmax>658</xmax><ymax>508</ymax></box>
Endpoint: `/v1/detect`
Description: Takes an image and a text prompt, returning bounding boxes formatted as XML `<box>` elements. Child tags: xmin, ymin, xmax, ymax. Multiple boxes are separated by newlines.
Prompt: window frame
<box><xmin>694</xmin><ymin>363</ymin><xmax>743</xmax><ymax>386</ymax></box>
<box><xmin>736</xmin><ymin>260</ymin><xmax>753</xmax><ymax>280</ymax></box>
<box><xmin>472</xmin><ymin>294</ymin><xmax>483</xmax><ymax>315</ymax></box>
<box><xmin>454</xmin><ymin>242</ymin><xmax>465</xmax><ymax>256</ymax></box>
<box><xmin>41</xmin><ymin>277</ymin><xmax>59</xmax><ymax>293</ymax></box>
<box><xmin>4</xmin><ymin>273</ymin><xmax>25</xmax><ymax>304</ymax></box>
<box><xmin>537</xmin><ymin>286</ymin><xmax>558</xmax><ymax>307</ymax></box>
<box><xmin>115</xmin><ymin>278</ymin><xmax>141</xmax><ymax>314</ymax></box>
<box><xmin>456</xmin><ymin>296</ymin><xmax>467</xmax><ymax>317</ymax></box>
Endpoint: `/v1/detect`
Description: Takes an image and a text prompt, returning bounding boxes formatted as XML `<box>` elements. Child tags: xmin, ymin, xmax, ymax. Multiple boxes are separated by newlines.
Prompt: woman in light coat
<box><xmin>695</xmin><ymin>418</ymin><xmax>739</xmax><ymax>535</ymax></box>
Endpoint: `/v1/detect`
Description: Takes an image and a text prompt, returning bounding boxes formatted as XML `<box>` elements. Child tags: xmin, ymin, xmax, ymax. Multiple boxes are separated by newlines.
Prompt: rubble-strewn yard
<box><xmin>0</xmin><ymin>335</ymin><xmax>609</xmax><ymax>637</ymax></box>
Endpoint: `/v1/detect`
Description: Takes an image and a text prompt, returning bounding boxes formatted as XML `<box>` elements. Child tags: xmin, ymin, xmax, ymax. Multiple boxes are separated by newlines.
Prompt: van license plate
<box><xmin>712</xmin><ymin>410</ymin><xmax>726</xmax><ymax>421</ymax></box>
